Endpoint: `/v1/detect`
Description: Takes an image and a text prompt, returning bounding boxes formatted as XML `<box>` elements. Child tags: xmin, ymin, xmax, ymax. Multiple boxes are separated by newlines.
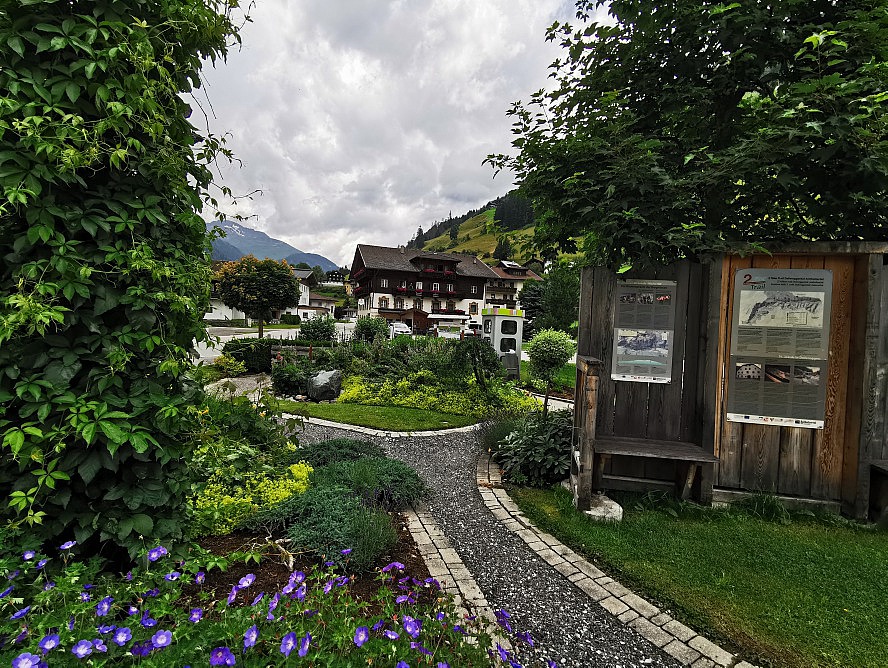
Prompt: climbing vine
<box><xmin>0</xmin><ymin>0</ymin><xmax>241</xmax><ymax>555</ymax></box>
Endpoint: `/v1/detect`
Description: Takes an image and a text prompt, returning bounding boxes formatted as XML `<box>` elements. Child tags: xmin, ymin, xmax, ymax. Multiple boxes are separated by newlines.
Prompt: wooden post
<box><xmin>572</xmin><ymin>356</ymin><xmax>602</xmax><ymax>510</ymax></box>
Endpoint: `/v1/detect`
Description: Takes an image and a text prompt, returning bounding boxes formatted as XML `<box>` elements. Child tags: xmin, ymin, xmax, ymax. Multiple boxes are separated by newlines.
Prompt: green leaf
<box><xmin>78</xmin><ymin>454</ymin><xmax>102</xmax><ymax>484</ymax></box>
<box><xmin>131</xmin><ymin>513</ymin><xmax>154</xmax><ymax>536</ymax></box>
<box><xmin>7</xmin><ymin>36</ymin><xmax>24</xmax><ymax>57</ymax></box>
<box><xmin>99</xmin><ymin>420</ymin><xmax>127</xmax><ymax>444</ymax></box>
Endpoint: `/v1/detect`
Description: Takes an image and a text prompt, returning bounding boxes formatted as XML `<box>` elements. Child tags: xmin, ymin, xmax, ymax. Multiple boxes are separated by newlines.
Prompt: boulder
<box><xmin>307</xmin><ymin>370</ymin><xmax>342</xmax><ymax>402</ymax></box>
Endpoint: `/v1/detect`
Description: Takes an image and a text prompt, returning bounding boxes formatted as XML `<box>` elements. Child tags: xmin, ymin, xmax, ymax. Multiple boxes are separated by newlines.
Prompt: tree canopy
<box><xmin>488</xmin><ymin>0</ymin><xmax>888</xmax><ymax>269</ymax></box>
<box><xmin>216</xmin><ymin>256</ymin><xmax>301</xmax><ymax>337</ymax></box>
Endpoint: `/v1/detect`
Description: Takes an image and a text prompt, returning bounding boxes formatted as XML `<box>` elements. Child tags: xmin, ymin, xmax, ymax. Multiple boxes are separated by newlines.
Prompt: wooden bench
<box><xmin>593</xmin><ymin>436</ymin><xmax>719</xmax><ymax>501</ymax></box>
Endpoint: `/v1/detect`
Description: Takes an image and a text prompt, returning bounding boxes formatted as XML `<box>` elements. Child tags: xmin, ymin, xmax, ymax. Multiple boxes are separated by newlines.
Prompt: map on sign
<box><xmin>738</xmin><ymin>291</ymin><xmax>825</xmax><ymax>329</ymax></box>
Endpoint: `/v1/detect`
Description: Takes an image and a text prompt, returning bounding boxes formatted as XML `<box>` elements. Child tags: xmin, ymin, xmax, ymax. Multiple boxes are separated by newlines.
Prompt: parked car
<box><xmin>463</xmin><ymin>323</ymin><xmax>482</xmax><ymax>337</ymax></box>
<box><xmin>389</xmin><ymin>322</ymin><xmax>412</xmax><ymax>338</ymax></box>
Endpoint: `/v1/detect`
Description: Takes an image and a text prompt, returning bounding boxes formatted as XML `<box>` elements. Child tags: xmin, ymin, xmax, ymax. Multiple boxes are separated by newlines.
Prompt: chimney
<box><xmin>400</xmin><ymin>246</ymin><xmax>405</xmax><ymax>254</ymax></box>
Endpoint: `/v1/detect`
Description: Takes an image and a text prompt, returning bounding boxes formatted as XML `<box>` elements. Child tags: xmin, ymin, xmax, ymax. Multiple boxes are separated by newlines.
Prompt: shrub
<box><xmin>475</xmin><ymin>412</ymin><xmax>523</xmax><ymax>454</ymax></box>
<box><xmin>287</xmin><ymin>438</ymin><xmax>386</xmax><ymax>468</ymax></box>
<box><xmin>223</xmin><ymin>337</ymin><xmax>273</xmax><ymax>372</ymax></box>
<box><xmin>354</xmin><ymin>316</ymin><xmax>389</xmax><ymax>341</ymax></box>
<box><xmin>525</xmin><ymin>329</ymin><xmax>577</xmax><ymax>415</ymax></box>
<box><xmin>310</xmin><ymin>457</ymin><xmax>426</xmax><ymax>511</ymax></box>
<box><xmin>494</xmin><ymin>409</ymin><xmax>573</xmax><ymax>487</ymax></box>
<box><xmin>299</xmin><ymin>314</ymin><xmax>336</xmax><ymax>342</ymax></box>
<box><xmin>212</xmin><ymin>353</ymin><xmax>247</xmax><ymax>377</ymax></box>
<box><xmin>271</xmin><ymin>362</ymin><xmax>312</xmax><ymax>397</ymax></box>
<box><xmin>281</xmin><ymin>313</ymin><xmax>301</xmax><ymax>325</ymax></box>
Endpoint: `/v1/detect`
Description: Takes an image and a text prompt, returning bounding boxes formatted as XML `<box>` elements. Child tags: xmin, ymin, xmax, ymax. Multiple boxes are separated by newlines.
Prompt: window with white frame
<box><xmin>394</xmin><ymin>297</ymin><xmax>404</xmax><ymax>309</ymax></box>
<box><xmin>470</xmin><ymin>285</ymin><xmax>478</xmax><ymax>295</ymax></box>
<box><xmin>378</xmin><ymin>297</ymin><xmax>389</xmax><ymax>309</ymax></box>
<box><xmin>413</xmin><ymin>299</ymin><xmax>423</xmax><ymax>310</ymax></box>
<box><xmin>380</xmin><ymin>278</ymin><xmax>388</xmax><ymax>288</ymax></box>
<box><xmin>416</xmin><ymin>281</ymin><xmax>423</xmax><ymax>290</ymax></box>
<box><xmin>445</xmin><ymin>283</ymin><xmax>453</xmax><ymax>292</ymax></box>
<box><xmin>432</xmin><ymin>282</ymin><xmax>440</xmax><ymax>292</ymax></box>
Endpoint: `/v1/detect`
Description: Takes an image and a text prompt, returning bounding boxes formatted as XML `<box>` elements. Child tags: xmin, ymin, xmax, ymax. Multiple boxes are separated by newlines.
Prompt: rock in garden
<box><xmin>307</xmin><ymin>370</ymin><xmax>342</xmax><ymax>401</ymax></box>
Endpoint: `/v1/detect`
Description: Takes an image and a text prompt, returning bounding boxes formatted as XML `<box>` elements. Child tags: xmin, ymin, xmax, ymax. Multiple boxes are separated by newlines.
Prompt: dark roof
<box><xmin>292</xmin><ymin>269</ymin><xmax>314</xmax><ymax>279</ymax></box>
<box><xmin>355</xmin><ymin>245</ymin><xmax>498</xmax><ymax>279</ymax></box>
<box><xmin>309</xmin><ymin>292</ymin><xmax>336</xmax><ymax>302</ymax></box>
<box><xmin>490</xmin><ymin>264</ymin><xmax>542</xmax><ymax>281</ymax></box>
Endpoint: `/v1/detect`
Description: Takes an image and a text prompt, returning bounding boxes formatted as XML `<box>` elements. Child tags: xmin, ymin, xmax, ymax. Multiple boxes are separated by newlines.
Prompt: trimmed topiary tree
<box><xmin>525</xmin><ymin>329</ymin><xmax>577</xmax><ymax>417</ymax></box>
<box><xmin>0</xmin><ymin>1</ymin><xmax>240</xmax><ymax>556</ymax></box>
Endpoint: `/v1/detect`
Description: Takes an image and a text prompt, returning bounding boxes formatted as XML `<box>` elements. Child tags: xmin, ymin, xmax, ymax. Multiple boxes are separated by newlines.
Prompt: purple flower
<box><xmin>147</xmin><ymin>546</ymin><xmax>167</xmax><ymax>562</ymax></box>
<box><xmin>250</xmin><ymin>592</ymin><xmax>264</xmax><ymax>606</ymax></box>
<box><xmin>281</xmin><ymin>582</ymin><xmax>295</xmax><ymax>595</ymax></box>
<box><xmin>289</xmin><ymin>571</ymin><xmax>305</xmax><ymax>585</ymax></box>
<box><xmin>43</xmin><ymin>581</ymin><xmax>55</xmax><ymax>591</ymax></box>
<box><xmin>438</xmin><ymin>663</ymin><xmax>450</xmax><ymax>668</ymax></box>
<box><xmin>189</xmin><ymin>608</ymin><xmax>203</xmax><ymax>623</ymax></box>
<box><xmin>384</xmin><ymin>629</ymin><xmax>400</xmax><ymax>640</ymax></box>
<box><xmin>396</xmin><ymin>594</ymin><xmax>413</xmax><ymax>604</ymax></box>
<box><xmin>71</xmin><ymin>640</ymin><xmax>93</xmax><ymax>658</ymax></box>
<box><xmin>95</xmin><ymin>596</ymin><xmax>113</xmax><ymax>616</ymax></box>
<box><xmin>195</xmin><ymin>571</ymin><xmax>205</xmax><ymax>584</ymax></box>
<box><xmin>237</xmin><ymin>574</ymin><xmax>255</xmax><ymax>589</ymax></box>
<box><xmin>112</xmin><ymin>628</ymin><xmax>132</xmax><ymax>646</ymax></box>
<box><xmin>38</xmin><ymin>634</ymin><xmax>60</xmax><ymax>654</ymax></box>
<box><xmin>144</xmin><ymin>587</ymin><xmax>160</xmax><ymax>598</ymax></box>
<box><xmin>8</xmin><ymin>569</ymin><xmax>20</xmax><ymax>579</ymax></box>
<box><xmin>280</xmin><ymin>632</ymin><xmax>297</xmax><ymax>657</ymax></box>
<box><xmin>140</xmin><ymin>611</ymin><xmax>157</xmax><ymax>628</ymax></box>
<box><xmin>436</xmin><ymin>612</ymin><xmax>445</xmax><ymax>622</ymax></box>
<box><xmin>268</xmin><ymin>593</ymin><xmax>280</xmax><ymax>613</ymax></box>
<box><xmin>226</xmin><ymin>586</ymin><xmax>238</xmax><ymax>605</ymax></box>
<box><xmin>0</xmin><ymin>585</ymin><xmax>13</xmax><ymax>598</ymax></box>
<box><xmin>497</xmin><ymin>644</ymin><xmax>510</xmax><ymax>661</ymax></box>
<box><xmin>60</xmin><ymin>540</ymin><xmax>77</xmax><ymax>551</ymax></box>
<box><xmin>210</xmin><ymin>647</ymin><xmax>236</xmax><ymax>666</ymax></box>
<box><xmin>11</xmin><ymin>653</ymin><xmax>41</xmax><ymax>668</ymax></box>
<box><xmin>164</xmin><ymin>571</ymin><xmax>180</xmax><ymax>581</ymax></box>
<box><xmin>372</xmin><ymin>619</ymin><xmax>386</xmax><ymax>631</ymax></box>
<box><xmin>546</xmin><ymin>661</ymin><xmax>557</xmax><ymax>668</ymax></box>
<box><xmin>396</xmin><ymin>662</ymin><xmax>410</xmax><ymax>668</ymax></box>
<box><xmin>151</xmin><ymin>630</ymin><xmax>172</xmax><ymax>649</ymax></box>
<box><xmin>353</xmin><ymin>626</ymin><xmax>369</xmax><ymax>647</ymax></box>
<box><xmin>13</xmin><ymin>629</ymin><xmax>27</xmax><ymax>644</ymax></box>
<box><xmin>382</xmin><ymin>561</ymin><xmax>405</xmax><ymax>572</ymax></box>
<box><xmin>294</xmin><ymin>584</ymin><xmax>306</xmax><ymax>601</ymax></box>
<box><xmin>67</xmin><ymin>616</ymin><xmax>75</xmax><ymax>631</ymax></box>
<box><xmin>97</xmin><ymin>625</ymin><xmax>116</xmax><ymax>634</ymax></box>
<box><xmin>516</xmin><ymin>630</ymin><xmax>534</xmax><ymax>647</ymax></box>
<box><xmin>403</xmin><ymin>616</ymin><xmax>421</xmax><ymax>639</ymax></box>
<box><xmin>35</xmin><ymin>559</ymin><xmax>48</xmax><ymax>569</ymax></box>
<box><xmin>411</xmin><ymin>642</ymin><xmax>431</xmax><ymax>656</ymax></box>
<box><xmin>243</xmin><ymin>625</ymin><xmax>258</xmax><ymax>649</ymax></box>
<box><xmin>10</xmin><ymin>606</ymin><xmax>30</xmax><ymax>620</ymax></box>
<box><xmin>125</xmin><ymin>571</ymin><xmax>133</xmax><ymax>581</ymax></box>
<box><xmin>299</xmin><ymin>632</ymin><xmax>311</xmax><ymax>657</ymax></box>
<box><xmin>80</xmin><ymin>592</ymin><xmax>91</xmax><ymax>602</ymax></box>
<box><xmin>126</xmin><ymin>605</ymin><xmax>139</xmax><ymax>616</ymax></box>
<box><xmin>323</xmin><ymin>580</ymin><xmax>333</xmax><ymax>594</ymax></box>
<box><xmin>130</xmin><ymin>640</ymin><xmax>152</xmax><ymax>657</ymax></box>
<box><xmin>324</xmin><ymin>560</ymin><xmax>334</xmax><ymax>567</ymax></box>
<box><xmin>341</xmin><ymin>548</ymin><xmax>352</xmax><ymax>555</ymax></box>
<box><xmin>93</xmin><ymin>639</ymin><xmax>108</xmax><ymax>653</ymax></box>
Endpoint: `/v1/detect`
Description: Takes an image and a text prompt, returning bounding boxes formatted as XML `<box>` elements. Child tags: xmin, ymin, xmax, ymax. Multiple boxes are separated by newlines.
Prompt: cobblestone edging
<box><xmin>477</xmin><ymin>454</ymin><xmax>759</xmax><ymax>668</ymax></box>
<box><xmin>283</xmin><ymin>414</ymin><xmax>478</xmax><ymax>439</ymax></box>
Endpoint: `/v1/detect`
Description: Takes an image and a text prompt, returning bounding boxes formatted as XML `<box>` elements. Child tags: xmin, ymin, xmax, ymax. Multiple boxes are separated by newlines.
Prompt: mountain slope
<box><xmin>206</xmin><ymin>220</ymin><xmax>337</xmax><ymax>270</ymax></box>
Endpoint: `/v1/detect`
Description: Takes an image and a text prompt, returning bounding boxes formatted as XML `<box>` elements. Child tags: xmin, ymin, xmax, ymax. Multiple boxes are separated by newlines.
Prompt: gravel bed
<box><xmin>296</xmin><ymin>421</ymin><xmax>679</xmax><ymax>668</ymax></box>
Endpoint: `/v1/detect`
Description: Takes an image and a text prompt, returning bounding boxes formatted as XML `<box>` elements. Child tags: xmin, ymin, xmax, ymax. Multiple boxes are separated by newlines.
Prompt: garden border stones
<box><xmin>477</xmin><ymin>453</ymin><xmax>760</xmax><ymax>668</ymax></box>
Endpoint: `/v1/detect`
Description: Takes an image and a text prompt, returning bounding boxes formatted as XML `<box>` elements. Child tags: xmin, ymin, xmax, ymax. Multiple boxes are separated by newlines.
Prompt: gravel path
<box><xmin>297</xmin><ymin>421</ymin><xmax>679</xmax><ymax>668</ymax></box>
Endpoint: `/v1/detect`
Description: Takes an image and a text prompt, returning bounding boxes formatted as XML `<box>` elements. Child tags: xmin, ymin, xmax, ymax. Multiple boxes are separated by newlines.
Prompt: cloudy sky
<box><xmin>197</xmin><ymin>1</ymin><xmax>602</xmax><ymax>267</ymax></box>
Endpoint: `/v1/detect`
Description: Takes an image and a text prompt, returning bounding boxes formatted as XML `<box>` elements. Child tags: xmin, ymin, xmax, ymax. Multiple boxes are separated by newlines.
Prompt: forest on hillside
<box><xmin>406</xmin><ymin>191</ymin><xmax>535</xmax><ymax>249</ymax></box>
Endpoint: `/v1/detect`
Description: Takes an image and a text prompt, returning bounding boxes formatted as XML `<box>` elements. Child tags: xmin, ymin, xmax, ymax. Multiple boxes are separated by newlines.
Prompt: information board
<box><xmin>611</xmin><ymin>279</ymin><xmax>677</xmax><ymax>383</ymax></box>
<box><xmin>726</xmin><ymin>269</ymin><xmax>832</xmax><ymax>429</ymax></box>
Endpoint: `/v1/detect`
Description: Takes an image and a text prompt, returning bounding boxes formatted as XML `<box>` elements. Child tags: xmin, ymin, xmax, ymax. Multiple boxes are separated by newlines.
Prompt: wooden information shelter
<box><xmin>571</xmin><ymin>243</ymin><xmax>888</xmax><ymax>519</ymax></box>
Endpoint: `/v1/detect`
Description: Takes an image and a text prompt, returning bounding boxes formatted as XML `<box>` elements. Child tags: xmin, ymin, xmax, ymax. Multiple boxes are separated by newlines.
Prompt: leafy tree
<box><xmin>449</xmin><ymin>222</ymin><xmax>459</xmax><ymax>242</ymax></box>
<box><xmin>0</xmin><ymin>0</ymin><xmax>240</xmax><ymax>555</ymax></box>
<box><xmin>451</xmin><ymin>337</ymin><xmax>502</xmax><ymax>392</ymax></box>
<box><xmin>311</xmin><ymin>265</ymin><xmax>326</xmax><ymax>283</ymax></box>
<box><xmin>217</xmin><ymin>257</ymin><xmax>301</xmax><ymax>338</ymax></box>
<box><xmin>519</xmin><ymin>261</ymin><xmax>579</xmax><ymax>334</ymax></box>
<box><xmin>525</xmin><ymin>329</ymin><xmax>577</xmax><ymax>416</ymax></box>
<box><xmin>493</xmin><ymin>236</ymin><xmax>513</xmax><ymax>260</ymax></box>
<box><xmin>488</xmin><ymin>1</ymin><xmax>888</xmax><ymax>268</ymax></box>
<box><xmin>299</xmin><ymin>314</ymin><xmax>336</xmax><ymax>342</ymax></box>
<box><xmin>353</xmin><ymin>316</ymin><xmax>389</xmax><ymax>342</ymax></box>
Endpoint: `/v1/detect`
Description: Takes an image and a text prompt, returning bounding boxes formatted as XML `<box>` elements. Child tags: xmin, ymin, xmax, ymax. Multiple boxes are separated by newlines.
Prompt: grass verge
<box><xmin>520</xmin><ymin>361</ymin><xmax>576</xmax><ymax>390</ymax></box>
<box><xmin>276</xmin><ymin>400</ymin><xmax>478</xmax><ymax>431</ymax></box>
<box><xmin>509</xmin><ymin>485</ymin><xmax>888</xmax><ymax>668</ymax></box>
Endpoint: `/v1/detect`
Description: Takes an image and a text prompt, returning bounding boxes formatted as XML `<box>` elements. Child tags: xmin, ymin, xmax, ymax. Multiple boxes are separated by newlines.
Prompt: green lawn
<box><xmin>276</xmin><ymin>400</ymin><xmax>478</xmax><ymax>431</ymax></box>
<box><xmin>520</xmin><ymin>361</ymin><xmax>576</xmax><ymax>390</ymax></box>
<box><xmin>510</xmin><ymin>486</ymin><xmax>888</xmax><ymax>668</ymax></box>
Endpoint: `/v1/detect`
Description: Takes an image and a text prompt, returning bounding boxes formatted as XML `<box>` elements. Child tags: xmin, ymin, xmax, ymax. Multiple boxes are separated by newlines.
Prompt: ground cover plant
<box><xmin>493</xmin><ymin>410</ymin><xmax>573</xmax><ymax>487</ymax></box>
<box><xmin>509</xmin><ymin>485</ymin><xmax>888</xmax><ymax>668</ymax></box>
<box><xmin>0</xmin><ymin>535</ymin><xmax>527</xmax><ymax>667</ymax></box>
<box><xmin>519</xmin><ymin>361</ymin><xmax>576</xmax><ymax>395</ymax></box>
<box><xmin>277</xmin><ymin>401</ymin><xmax>479</xmax><ymax>431</ymax></box>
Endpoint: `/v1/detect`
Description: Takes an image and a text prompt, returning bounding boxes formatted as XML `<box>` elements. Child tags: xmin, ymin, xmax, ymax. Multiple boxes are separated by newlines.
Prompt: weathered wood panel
<box><xmin>716</xmin><ymin>255</ymin><xmax>744</xmax><ymax>487</ymax></box>
<box><xmin>589</xmin><ymin>268</ymin><xmax>617</xmax><ymax>436</ymax></box>
<box><xmin>740</xmin><ymin>424</ymin><xmax>781</xmax><ymax>491</ymax></box>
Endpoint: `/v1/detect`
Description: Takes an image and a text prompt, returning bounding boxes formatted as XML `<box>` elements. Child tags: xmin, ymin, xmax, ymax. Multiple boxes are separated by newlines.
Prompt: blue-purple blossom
<box><xmin>8</xmin><ymin>569</ymin><xmax>20</xmax><ymax>579</ymax></box>
<box><xmin>497</xmin><ymin>644</ymin><xmax>510</xmax><ymax>661</ymax></box>
<box><xmin>324</xmin><ymin>560</ymin><xmax>334</xmax><ymax>567</ymax></box>
<box><xmin>382</xmin><ymin>561</ymin><xmax>405</xmax><ymax>573</ymax></box>
<box><xmin>195</xmin><ymin>571</ymin><xmax>205</xmax><ymax>584</ymax></box>
<box><xmin>226</xmin><ymin>586</ymin><xmax>238</xmax><ymax>605</ymax></box>
<box><xmin>210</xmin><ymin>647</ymin><xmax>235</xmax><ymax>666</ymax></box>
<box><xmin>289</xmin><ymin>571</ymin><xmax>305</xmax><ymax>585</ymax></box>
<box><xmin>125</xmin><ymin>571</ymin><xmax>133</xmax><ymax>581</ymax></box>
<box><xmin>238</xmin><ymin>574</ymin><xmax>255</xmax><ymax>589</ymax></box>
<box><xmin>189</xmin><ymin>608</ymin><xmax>203</xmax><ymax>623</ymax></box>
<box><xmin>384</xmin><ymin>630</ymin><xmax>400</xmax><ymax>640</ymax></box>
<box><xmin>323</xmin><ymin>580</ymin><xmax>333</xmax><ymax>594</ymax></box>
<box><xmin>38</xmin><ymin>634</ymin><xmax>60</xmax><ymax>654</ymax></box>
<box><xmin>437</xmin><ymin>663</ymin><xmax>450</xmax><ymax>668</ymax></box>
<box><xmin>97</xmin><ymin>625</ymin><xmax>115</xmax><ymax>634</ymax></box>
<box><xmin>95</xmin><ymin>596</ymin><xmax>113</xmax><ymax>616</ymax></box>
<box><xmin>411</xmin><ymin>642</ymin><xmax>431</xmax><ymax>656</ymax></box>
<box><xmin>130</xmin><ymin>641</ymin><xmax>152</xmax><ymax>657</ymax></box>
<box><xmin>35</xmin><ymin>559</ymin><xmax>48</xmax><ymax>569</ymax></box>
<box><xmin>396</xmin><ymin>662</ymin><xmax>410</xmax><ymax>668</ymax></box>
<box><xmin>294</xmin><ymin>584</ymin><xmax>306</xmax><ymax>601</ymax></box>
<box><xmin>280</xmin><ymin>632</ymin><xmax>297</xmax><ymax>657</ymax></box>
<box><xmin>11</xmin><ymin>653</ymin><xmax>41</xmax><ymax>668</ymax></box>
<box><xmin>147</xmin><ymin>546</ymin><xmax>167</xmax><ymax>562</ymax></box>
<box><xmin>164</xmin><ymin>571</ymin><xmax>180</xmax><ymax>582</ymax></box>
<box><xmin>546</xmin><ymin>661</ymin><xmax>557</xmax><ymax>668</ymax></box>
<box><xmin>353</xmin><ymin>626</ymin><xmax>369</xmax><ymax>647</ymax></box>
<box><xmin>243</xmin><ymin>625</ymin><xmax>258</xmax><ymax>649</ymax></box>
<box><xmin>140</xmin><ymin>611</ymin><xmax>157</xmax><ymax>628</ymax></box>
<box><xmin>10</xmin><ymin>606</ymin><xmax>30</xmax><ymax>620</ymax></box>
<box><xmin>372</xmin><ymin>619</ymin><xmax>386</xmax><ymax>631</ymax></box>
<box><xmin>341</xmin><ymin>548</ymin><xmax>352</xmax><ymax>555</ymax></box>
<box><xmin>299</xmin><ymin>632</ymin><xmax>311</xmax><ymax>657</ymax></box>
<box><xmin>93</xmin><ymin>639</ymin><xmax>108</xmax><ymax>653</ymax></box>
<box><xmin>516</xmin><ymin>630</ymin><xmax>534</xmax><ymax>647</ymax></box>
<box><xmin>144</xmin><ymin>587</ymin><xmax>160</xmax><ymax>597</ymax></box>
<box><xmin>281</xmin><ymin>582</ymin><xmax>294</xmax><ymax>595</ymax></box>
<box><xmin>71</xmin><ymin>640</ymin><xmax>93</xmax><ymax>658</ymax></box>
<box><xmin>250</xmin><ymin>592</ymin><xmax>264</xmax><ymax>607</ymax></box>
<box><xmin>67</xmin><ymin>616</ymin><xmax>75</xmax><ymax>631</ymax></box>
<box><xmin>151</xmin><ymin>630</ymin><xmax>172</xmax><ymax>649</ymax></box>
<box><xmin>13</xmin><ymin>629</ymin><xmax>27</xmax><ymax>644</ymax></box>
<box><xmin>403</xmin><ymin>616</ymin><xmax>421</xmax><ymax>639</ymax></box>
<box><xmin>112</xmin><ymin>628</ymin><xmax>132</xmax><ymax>646</ymax></box>
<box><xmin>60</xmin><ymin>540</ymin><xmax>77</xmax><ymax>551</ymax></box>
<box><xmin>268</xmin><ymin>593</ymin><xmax>280</xmax><ymax>613</ymax></box>
<box><xmin>0</xmin><ymin>585</ymin><xmax>13</xmax><ymax>598</ymax></box>
<box><xmin>436</xmin><ymin>612</ymin><xmax>446</xmax><ymax>622</ymax></box>
<box><xmin>126</xmin><ymin>605</ymin><xmax>139</xmax><ymax>616</ymax></box>
<box><xmin>80</xmin><ymin>592</ymin><xmax>91</xmax><ymax>602</ymax></box>
<box><xmin>43</xmin><ymin>582</ymin><xmax>55</xmax><ymax>591</ymax></box>
<box><xmin>396</xmin><ymin>594</ymin><xmax>414</xmax><ymax>604</ymax></box>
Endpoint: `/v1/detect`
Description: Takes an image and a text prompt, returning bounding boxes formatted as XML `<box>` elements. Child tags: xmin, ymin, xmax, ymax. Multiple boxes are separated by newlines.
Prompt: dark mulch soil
<box><xmin>180</xmin><ymin>513</ymin><xmax>430</xmax><ymax>610</ymax></box>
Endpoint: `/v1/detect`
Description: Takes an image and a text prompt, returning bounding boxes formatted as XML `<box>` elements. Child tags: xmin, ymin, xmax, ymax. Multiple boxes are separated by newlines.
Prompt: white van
<box><xmin>389</xmin><ymin>322</ymin><xmax>412</xmax><ymax>338</ymax></box>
